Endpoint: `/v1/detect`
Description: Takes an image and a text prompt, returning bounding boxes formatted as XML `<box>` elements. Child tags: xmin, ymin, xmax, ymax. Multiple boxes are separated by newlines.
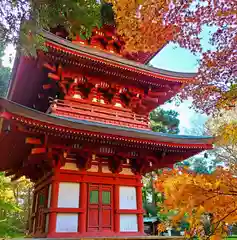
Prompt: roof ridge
<box><xmin>42</xmin><ymin>31</ymin><xmax>197</xmax><ymax>82</ymax></box>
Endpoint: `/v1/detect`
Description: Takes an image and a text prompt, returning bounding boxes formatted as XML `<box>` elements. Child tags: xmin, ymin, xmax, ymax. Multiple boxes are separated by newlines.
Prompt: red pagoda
<box><xmin>0</xmin><ymin>22</ymin><xmax>212</xmax><ymax>238</ymax></box>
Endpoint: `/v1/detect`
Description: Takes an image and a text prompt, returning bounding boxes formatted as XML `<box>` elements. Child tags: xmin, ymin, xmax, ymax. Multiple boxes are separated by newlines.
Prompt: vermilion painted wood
<box><xmin>88</xmin><ymin>184</ymin><xmax>100</xmax><ymax>231</ymax></box>
<box><xmin>101</xmin><ymin>185</ymin><xmax>113</xmax><ymax>232</ymax></box>
<box><xmin>57</xmin><ymin>173</ymin><xmax>142</xmax><ymax>186</ymax></box>
<box><xmin>30</xmin><ymin>165</ymin><xmax>145</xmax><ymax>237</ymax></box>
<box><xmin>26</xmin><ymin>150</ymin><xmax>155</xmax><ymax>237</ymax></box>
<box><xmin>4</xmin><ymin>22</ymin><xmax>212</xmax><ymax>239</ymax></box>
<box><xmin>45</xmin><ymin>42</ymin><xmax>191</xmax><ymax>83</ymax></box>
<box><xmin>25</xmin><ymin>137</ymin><xmax>42</xmax><ymax>145</ymax></box>
<box><xmin>45</xmin><ymin>207</ymin><xmax>84</xmax><ymax>213</ymax></box>
<box><xmin>48</xmin><ymin>181</ymin><xmax>59</xmax><ymax>235</ymax></box>
<box><xmin>9</xmin><ymin>113</ymin><xmax>211</xmax><ymax>149</ymax></box>
<box><xmin>47</xmin><ymin>231</ymin><xmax>146</xmax><ymax>238</ymax></box>
<box><xmin>114</xmin><ymin>184</ymin><xmax>120</xmax><ymax>233</ymax></box>
<box><xmin>51</xmin><ymin>100</ymin><xmax>149</xmax><ymax>129</ymax></box>
<box><xmin>72</xmin><ymin>25</ymin><xmax>156</xmax><ymax>64</ymax></box>
<box><xmin>79</xmin><ymin>182</ymin><xmax>87</xmax><ymax>234</ymax></box>
<box><xmin>87</xmin><ymin>184</ymin><xmax>114</xmax><ymax>232</ymax></box>
<box><xmin>136</xmin><ymin>186</ymin><xmax>145</xmax><ymax>233</ymax></box>
<box><xmin>115</xmin><ymin>209</ymin><xmax>144</xmax><ymax>214</ymax></box>
<box><xmin>34</xmin><ymin>186</ymin><xmax>48</xmax><ymax>235</ymax></box>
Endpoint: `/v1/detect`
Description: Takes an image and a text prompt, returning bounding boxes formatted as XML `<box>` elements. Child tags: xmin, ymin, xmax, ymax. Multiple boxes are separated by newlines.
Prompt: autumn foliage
<box><xmin>155</xmin><ymin>167</ymin><xmax>237</xmax><ymax>239</ymax></box>
<box><xmin>108</xmin><ymin>0</ymin><xmax>237</xmax><ymax>114</ymax></box>
<box><xmin>207</xmin><ymin>106</ymin><xmax>237</xmax><ymax>147</ymax></box>
<box><xmin>1</xmin><ymin>1</ymin><xmax>236</xmax><ymax>113</ymax></box>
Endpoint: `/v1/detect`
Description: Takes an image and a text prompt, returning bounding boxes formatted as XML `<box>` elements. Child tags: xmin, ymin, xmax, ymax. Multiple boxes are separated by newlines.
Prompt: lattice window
<box><xmin>102</xmin><ymin>191</ymin><xmax>111</xmax><ymax>204</ymax></box>
<box><xmin>90</xmin><ymin>190</ymin><xmax>99</xmax><ymax>204</ymax></box>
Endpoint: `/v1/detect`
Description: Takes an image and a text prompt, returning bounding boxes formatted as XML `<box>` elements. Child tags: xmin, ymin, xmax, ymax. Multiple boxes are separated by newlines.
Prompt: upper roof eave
<box><xmin>42</xmin><ymin>31</ymin><xmax>197</xmax><ymax>82</ymax></box>
<box><xmin>0</xmin><ymin>98</ymin><xmax>213</xmax><ymax>148</ymax></box>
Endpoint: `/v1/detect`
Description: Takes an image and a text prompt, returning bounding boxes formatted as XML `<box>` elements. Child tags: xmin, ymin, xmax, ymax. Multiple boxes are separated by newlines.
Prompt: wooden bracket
<box><xmin>74</xmin><ymin>150</ymin><xmax>92</xmax><ymax>170</ymax></box>
<box><xmin>25</xmin><ymin>137</ymin><xmax>42</xmax><ymax>145</ymax></box>
<box><xmin>48</xmin><ymin>72</ymin><xmax>60</xmax><ymax>81</ymax></box>
<box><xmin>108</xmin><ymin>154</ymin><xmax>123</xmax><ymax>173</ymax></box>
<box><xmin>43</xmin><ymin>62</ymin><xmax>56</xmax><ymax>72</ymax></box>
<box><xmin>42</xmin><ymin>84</ymin><xmax>52</xmax><ymax>90</ymax></box>
<box><xmin>31</xmin><ymin>148</ymin><xmax>46</xmax><ymax>155</ymax></box>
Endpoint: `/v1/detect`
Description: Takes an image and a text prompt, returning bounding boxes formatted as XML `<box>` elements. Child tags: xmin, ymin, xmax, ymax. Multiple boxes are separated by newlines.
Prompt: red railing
<box><xmin>48</xmin><ymin>99</ymin><xmax>149</xmax><ymax>129</ymax></box>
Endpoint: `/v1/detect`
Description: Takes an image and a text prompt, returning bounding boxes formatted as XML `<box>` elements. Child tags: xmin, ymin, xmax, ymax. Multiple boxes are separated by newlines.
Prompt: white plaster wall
<box><xmin>119</xmin><ymin>186</ymin><xmax>137</xmax><ymax>209</ymax></box>
<box><xmin>56</xmin><ymin>213</ymin><xmax>78</xmax><ymax>232</ymax></box>
<box><xmin>87</xmin><ymin>165</ymin><xmax>98</xmax><ymax>172</ymax></box>
<box><xmin>61</xmin><ymin>162</ymin><xmax>79</xmax><ymax>170</ymax></box>
<box><xmin>102</xmin><ymin>166</ymin><xmax>112</xmax><ymax>173</ymax></box>
<box><xmin>120</xmin><ymin>214</ymin><xmax>138</xmax><ymax>232</ymax></box>
<box><xmin>120</xmin><ymin>168</ymin><xmax>134</xmax><ymax>175</ymax></box>
<box><xmin>58</xmin><ymin>182</ymin><xmax>80</xmax><ymax>208</ymax></box>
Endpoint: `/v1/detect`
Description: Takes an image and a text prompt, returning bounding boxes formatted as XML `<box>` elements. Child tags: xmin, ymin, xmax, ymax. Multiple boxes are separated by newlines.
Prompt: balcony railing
<box><xmin>48</xmin><ymin>99</ymin><xmax>150</xmax><ymax>129</ymax></box>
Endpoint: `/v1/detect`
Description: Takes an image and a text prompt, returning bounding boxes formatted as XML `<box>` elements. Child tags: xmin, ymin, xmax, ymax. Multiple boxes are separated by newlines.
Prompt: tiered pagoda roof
<box><xmin>0</xmin><ymin>9</ymin><xmax>214</xmax><ymax>238</ymax></box>
<box><xmin>0</xmin><ymin>25</ymin><xmax>213</xmax><ymax>181</ymax></box>
<box><xmin>8</xmin><ymin>31</ymin><xmax>195</xmax><ymax>110</ymax></box>
<box><xmin>0</xmin><ymin>98</ymin><xmax>212</xmax><ymax>181</ymax></box>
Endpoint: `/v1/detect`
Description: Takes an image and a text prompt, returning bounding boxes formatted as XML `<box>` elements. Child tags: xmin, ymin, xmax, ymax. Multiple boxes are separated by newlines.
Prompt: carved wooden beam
<box><xmin>131</xmin><ymin>158</ymin><xmax>146</xmax><ymax>175</ymax></box>
<box><xmin>43</xmin><ymin>63</ymin><xmax>56</xmax><ymax>72</ymax></box>
<box><xmin>42</xmin><ymin>84</ymin><xmax>52</xmax><ymax>90</ymax></box>
<box><xmin>27</xmin><ymin>154</ymin><xmax>46</xmax><ymax>165</ymax></box>
<box><xmin>47</xmin><ymin>148</ymin><xmax>66</xmax><ymax>168</ymax></box>
<box><xmin>74</xmin><ymin>150</ymin><xmax>92</xmax><ymax>170</ymax></box>
<box><xmin>22</xmin><ymin>164</ymin><xmax>45</xmax><ymax>182</ymax></box>
<box><xmin>144</xmin><ymin>151</ymin><xmax>192</xmax><ymax>172</ymax></box>
<box><xmin>108</xmin><ymin>154</ymin><xmax>124</xmax><ymax>173</ymax></box>
<box><xmin>57</xmin><ymin>63</ymin><xmax>63</xmax><ymax>76</ymax></box>
<box><xmin>0</xmin><ymin>117</ymin><xmax>3</xmax><ymax>133</ymax></box>
<box><xmin>25</xmin><ymin>137</ymin><xmax>42</xmax><ymax>145</ymax></box>
<box><xmin>48</xmin><ymin>73</ymin><xmax>60</xmax><ymax>81</ymax></box>
<box><xmin>147</xmin><ymin>90</ymin><xmax>167</xmax><ymax>98</ymax></box>
<box><xmin>58</xmin><ymin>82</ymin><xmax>68</xmax><ymax>95</ymax></box>
<box><xmin>31</xmin><ymin>147</ymin><xmax>46</xmax><ymax>155</ymax></box>
<box><xmin>130</xmin><ymin>151</ymin><xmax>174</xmax><ymax>174</ymax></box>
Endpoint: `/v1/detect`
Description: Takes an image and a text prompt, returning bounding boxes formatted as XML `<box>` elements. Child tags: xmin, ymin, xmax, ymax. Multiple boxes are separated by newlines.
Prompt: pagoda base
<box><xmin>23</xmin><ymin>237</ymin><xmax>185</xmax><ymax>240</ymax></box>
<box><xmin>30</xmin><ymin>158</ymin><xmax>145</xmax><ymax>238</ymax></box>
<box><xmin>33</xmin><ymin>231</ymin><xmax>146</xmax><ymax>238</ymax></box>
<box><xmin>45</xmin><ymin>232</ymin><xmax>146</xmax><ymax>238</ymax></box>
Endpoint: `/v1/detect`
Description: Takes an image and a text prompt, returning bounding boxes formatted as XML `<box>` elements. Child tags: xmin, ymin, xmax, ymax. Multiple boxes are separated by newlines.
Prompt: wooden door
<box><xmin>35</xmin><ymin>188</ymin><xmax>47</xmax><ymax>233</ymax></box>
<box><xmin>101</xmin><ymin>185</ymin><xmax>113</xmax><ymax>231</ymax></box>
<box><xmin>87</xmin><ymin>184</ymin><xmax>113</xmax><ymax>232</ymax></box>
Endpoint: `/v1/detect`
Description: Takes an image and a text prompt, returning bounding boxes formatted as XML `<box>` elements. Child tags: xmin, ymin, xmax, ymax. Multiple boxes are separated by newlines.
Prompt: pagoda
<box><xmin>0</xmin><ymin>8</ymin><xmax>212</xmax><ymax>238</ymax></box>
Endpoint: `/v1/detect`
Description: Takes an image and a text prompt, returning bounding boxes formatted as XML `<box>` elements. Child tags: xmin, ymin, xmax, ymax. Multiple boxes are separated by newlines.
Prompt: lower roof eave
<box><xmin>0</xmin><ymin>98</ymin><xmax>213</xmax><ymax>150</ymax></box>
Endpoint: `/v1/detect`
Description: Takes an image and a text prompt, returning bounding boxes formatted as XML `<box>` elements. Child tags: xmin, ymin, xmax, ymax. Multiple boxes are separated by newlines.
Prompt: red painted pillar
<box><xmin>114</xmin><ymin>184</ymin><xmax>120</xmax><ymax>233</ymax></box>
<box><xmin>136</xmin><ymin>184</ymin><xmax>144</xmax><ymax>234</ymax></box>
<box><xmin>48</xmin><ymin>180</ymin><xmax>59</xmax><ymax>236</ymax></box>
<box><xmin>79</xmin><ymin>182</ymin><xmax>87</xmax><ymax>234</ymax></box>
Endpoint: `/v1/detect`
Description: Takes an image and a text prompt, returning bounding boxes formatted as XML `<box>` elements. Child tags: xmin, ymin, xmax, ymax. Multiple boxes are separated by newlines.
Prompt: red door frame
<box><xmin>87</xmin><ymin>184</ymin><xmax>113</xmax><ymax>233</ymax></box>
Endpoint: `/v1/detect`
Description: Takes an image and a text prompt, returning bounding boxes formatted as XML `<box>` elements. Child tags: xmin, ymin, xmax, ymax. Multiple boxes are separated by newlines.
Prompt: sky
<box><xmin>150</xmin><ymin>25</ymin><xmax>216</xmax><ymax>135</ymax></box>
<box><xmin>150</xmin><ymin>43</ymin><xmax>208</xmax><ymax>135</ymax></box>
<box><xmin>3</xmin><ymin>45</ymin><xmax>15</xmax><ymax>67</ymax></box>
<box><xmin>3</xmin><ymin>31</ymin><xmax>212</xmax><ymax>135</ymax></box>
